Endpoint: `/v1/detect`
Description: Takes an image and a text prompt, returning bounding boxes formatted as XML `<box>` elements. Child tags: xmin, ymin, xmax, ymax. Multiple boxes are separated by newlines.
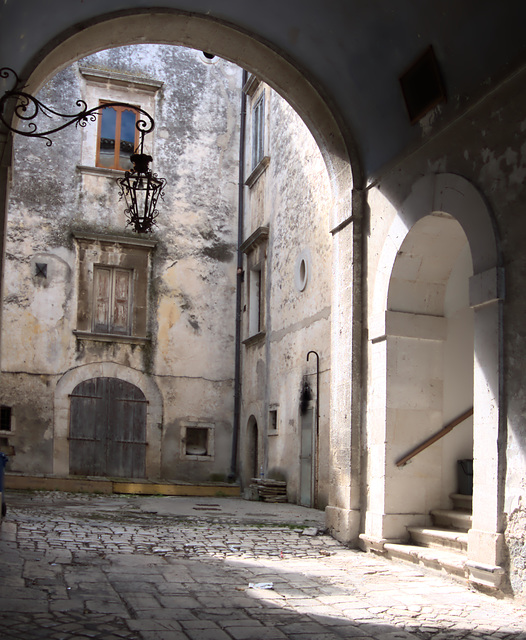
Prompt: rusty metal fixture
<box><xmin>117</xmin><ymin>150</ymin><xmax>166</xmax><ymax>234</ymax></box>
<box><xmin>0</xmin><ymin>67</ymin><xmax>165</xmax><ymax>233</ymax></box>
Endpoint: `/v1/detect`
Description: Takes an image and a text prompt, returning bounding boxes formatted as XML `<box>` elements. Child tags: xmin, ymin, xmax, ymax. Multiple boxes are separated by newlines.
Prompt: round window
<box><xmin>294</xmin><ymin>249</ymin><xmax>311</xmax><ymax>292</ymax></box>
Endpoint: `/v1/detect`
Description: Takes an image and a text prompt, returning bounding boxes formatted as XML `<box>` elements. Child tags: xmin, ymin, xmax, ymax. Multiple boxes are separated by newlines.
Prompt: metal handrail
<box><xmin>396</xmin><ymin>407</ymin><xmax>474</xmax><ymax>467</ymax></box>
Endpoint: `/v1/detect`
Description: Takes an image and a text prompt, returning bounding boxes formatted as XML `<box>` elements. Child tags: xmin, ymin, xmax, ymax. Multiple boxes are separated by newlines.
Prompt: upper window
<box><xmin>74</xmin><ymin>233</ymin><xmax>156</xmax><ymax>344</ymax></box>
<box><xmin>93</xmin><ymin>266</ymin><xmax>133</xmax><ymax>335</ymax></box>
<box><xmin>252</xmin><ymin>94</ymin><xmax>265</xmax><ymax>169</ymax></box>
<box><xmin>96</xmin><ymin>102</ymin><xmax>139</xmax><ymax>171</ymax></box>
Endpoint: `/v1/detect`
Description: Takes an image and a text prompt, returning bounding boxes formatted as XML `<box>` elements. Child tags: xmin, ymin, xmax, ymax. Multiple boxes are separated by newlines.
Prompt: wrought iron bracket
<box><xmin>0</xmin><ymin>67</ymin><xmax>155</xmax><ymax>148</ymax></box>
<box><xmin>0</xmin><ymin>67</ymin><xmax>165</xmax><ymax>234</ymax></box>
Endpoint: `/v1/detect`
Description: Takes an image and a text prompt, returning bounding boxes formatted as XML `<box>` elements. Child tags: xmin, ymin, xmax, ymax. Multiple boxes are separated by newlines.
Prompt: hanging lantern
<box><xmin>0</xmin><ymin>68</ymin><xmax>166</xmax><ymax>234</ymax></box>
<box><xmin>117</xmin><ymin>152</ymin><xmax>166</xmax><ymax>234</ymax></box>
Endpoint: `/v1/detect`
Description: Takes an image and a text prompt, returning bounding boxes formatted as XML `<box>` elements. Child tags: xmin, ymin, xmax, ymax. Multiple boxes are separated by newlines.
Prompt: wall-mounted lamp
<box><xmin>0</xmin><ymin>67</ymin><xmax>165</xmax><ymax>233</ymax></box>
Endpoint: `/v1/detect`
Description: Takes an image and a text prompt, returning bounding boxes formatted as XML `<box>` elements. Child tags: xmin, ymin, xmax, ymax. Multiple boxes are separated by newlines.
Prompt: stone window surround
<box><xmin>268</xmin><ymin>405</ymin><xmax>279</xmax><ymax>436</ymax></box>
<box><xmin>180</xmin><ymin>422</ymin><xmax>215</xmax><ymax>460</ymax></box>
<box><xmin>241</xmin><ymin>226</ymin><xmax>269</xmax><ymax>346</ymax></box>
<box><xmin>77</xmin><ymin>66</ymin><xmax>163</xmax><ymax>177</ymax></box>
<box><xmin>73</xmin><ymin>232</ymin><xmax>156</xmax><ymax>344</ymax></box>
<box><xmin>243</xmin><ymin>76</ymin><xmax>270</xmax><ymax>188</ymax></box>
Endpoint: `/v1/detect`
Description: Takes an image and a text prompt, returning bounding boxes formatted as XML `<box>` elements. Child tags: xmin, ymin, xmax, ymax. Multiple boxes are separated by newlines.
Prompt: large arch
<box><xmin>4</xmin><ymin>10</ymin><xmax>358</xmax><ymax>206</ymax></box>
<box><xmin>365</xmin><ymin>173</ymin><xmax>505</xmax><ymax>590</ymax></box>
<box><xmin>2</xmin><ymin>9</ymin><xmax>361</xmax><ymax>543</ymax></box>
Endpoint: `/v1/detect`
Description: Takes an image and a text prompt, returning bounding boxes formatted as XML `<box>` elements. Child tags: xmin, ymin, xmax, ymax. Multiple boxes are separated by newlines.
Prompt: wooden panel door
<box><xmin>70</xmin><ymin>377</ymin><xmax>147</xmax><ymax>478</ymax></box>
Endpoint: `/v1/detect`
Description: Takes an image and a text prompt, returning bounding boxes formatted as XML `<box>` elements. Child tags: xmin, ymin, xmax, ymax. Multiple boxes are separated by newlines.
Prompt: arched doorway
<box><xmin>385</xmin><ymin>214</ymin><xmax>473</xmax><ymax>531</ymax></box>
<box><xmin>69</xmin><ymin>378</ymin><xmax>147</xmax><ymax>478</ymax></box>
<box><xmin>54</xmin><ymin>362</ymin><xmax>163</xmax><ymax>479</ymax></box>
<box><xmin>364</xmin><ymin>174</ymin><xmax>505</xmax><ymax>590</ymax></box>
<box><xmin>246</xmin><ymin>416</ymin><xmax>259</xmax><ymax>481</ymax></box>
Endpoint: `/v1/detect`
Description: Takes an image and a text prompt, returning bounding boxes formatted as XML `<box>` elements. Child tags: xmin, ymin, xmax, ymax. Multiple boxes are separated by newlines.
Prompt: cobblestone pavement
<box><xmin>1</xmin><ymin>491</ymin><xmax>525</xmax><ymax>640</ymax></box>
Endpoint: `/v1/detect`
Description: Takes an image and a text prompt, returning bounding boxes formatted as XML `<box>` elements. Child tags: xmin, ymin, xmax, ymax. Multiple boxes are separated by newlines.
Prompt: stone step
<box><xmin>431</xmin><ymin>508</ymin><xmax>472</xmax><ymax>531</ymax></box>
<box><xmin>450</xmin><ymin>492</ymin><xmax>472</xmax><ymax>511</ymax></box>
<box><xmin>408</xmin><ymin>526</ymin><xmax>468</xmax><ymax>552</ymax></box>
<box><xmin>383</xmin><ymin>541</ymin><xmax>467</xmax><ymax>579</ymax></box>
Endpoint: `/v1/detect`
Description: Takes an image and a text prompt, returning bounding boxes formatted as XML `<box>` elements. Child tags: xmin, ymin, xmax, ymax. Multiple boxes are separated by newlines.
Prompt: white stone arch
<box><xmin>54</xmin><ymin>362</ymin><xmax>163</xmax><ymax>479</ymax></box>
<box><xmin>12</xmin><ymin>11</ymin><xmax>357</xmax><ymax>215</ymax></box>
<box><xmin>367</xmin><ymin>173</ymin><xmax>505</xmax><ymax>589</ymax></box>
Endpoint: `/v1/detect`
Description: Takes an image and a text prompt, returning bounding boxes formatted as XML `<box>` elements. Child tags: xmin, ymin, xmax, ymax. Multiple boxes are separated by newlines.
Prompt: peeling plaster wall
<box><xmin>240</xmin><ymin>83</ymin><xmax>332</xmax><ymax>507</ymax></box>
<box><xmin>365</xmin><ymin>64</ymin><xmax>526</xmax><ymax>595</ymax></box>
<box><xmin>1</xmin><ymin>45</ymin><xmax>241</xmax><ymax>483</ymax></box>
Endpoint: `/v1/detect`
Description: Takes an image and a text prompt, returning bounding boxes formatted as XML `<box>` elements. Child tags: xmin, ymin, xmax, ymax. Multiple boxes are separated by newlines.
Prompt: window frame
<box><xmin>95</xmin><ymin>101</ymin><xmax>140</xmax><ymax>172</ymax></box>
<box><xmin>252</xmin><ymin>93</ymin><xmax>265</xmax><ymax>170</ymax></box>
<box><xmin>181</xmin><ymin>422</ymin><xmax>215</xmax><ymax>460</ymax></box>
<box><xmin>0</xmin><ymin>406</ymin><xmax>12</xmax><ymax>432</ymax></box>
<box><xmin>92</xmin><ymin>265</ymin><xmax>133</xmax><ymax>336</ymax></box>
<box><xmin>73</xmin><ymin>233</ymin><xmax>156</xmax><ymax>345</ymax></box>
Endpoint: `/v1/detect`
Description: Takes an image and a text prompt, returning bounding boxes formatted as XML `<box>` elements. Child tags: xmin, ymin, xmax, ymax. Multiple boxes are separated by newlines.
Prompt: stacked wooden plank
<box><xmin>251</xmin><ymin>478</ymin><xmax>287</xmax><ymax>503</ymax></box>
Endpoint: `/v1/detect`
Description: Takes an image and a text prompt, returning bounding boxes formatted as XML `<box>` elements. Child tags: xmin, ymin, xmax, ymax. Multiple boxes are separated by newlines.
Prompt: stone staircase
<box><xmin>383</xmin><ymin>493</ymin><xmax>472</xmax><ymax>579</ymax></box>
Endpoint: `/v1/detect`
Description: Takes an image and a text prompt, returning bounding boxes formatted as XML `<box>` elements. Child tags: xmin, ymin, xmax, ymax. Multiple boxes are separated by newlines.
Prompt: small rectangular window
<box><xmin>96</xmin><ymin>102</ymin><xmax>139</xmax><ymax>171</ymax></box>
<box><xmin>185</xmin><ymin>428</ymin><xmax>209</xmax><ymax>456</ymax></box>
<box><xmin>181</xmin><ymin>422</ymin><xmax>215</xmax><ymax>459</ymax></box>
<box><xmin>93</xmin><ymin>266</ymin><xmax>132</xmax><ymax>335</ymax></box>
<box><xmin>35</xmin><ymin>263</ymin><xmax>47</xmax><ymax>278</ymax></box>
<box><xmin>269</xmin><ymin>409</ymin><xmax>278</xmax><ymax>434</ymax></box>
<box><xmin>0</xmin><ymin>406</ymin><xmax>12</xmax><ymax>432</ymax></box>
<box><xmin>252</xmin><ymin>94</ymin><xmax>265</xmax><ymax>169</ymax></box>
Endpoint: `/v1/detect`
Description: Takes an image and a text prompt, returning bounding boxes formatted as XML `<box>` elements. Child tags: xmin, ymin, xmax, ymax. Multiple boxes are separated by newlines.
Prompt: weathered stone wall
<box><xmin>365</xmin><ymin>63</ymin><xmax>526</xmax><ymax>595</ymax></box>
<box><xmin>240</xmin><ymin>81</ymin><xmax>332</xmax><ymax>507</ymax></box>
<box><xmin>1</xmin><ymin>45</ymin><xmax>241</xmax><ymax>483</ymax></box>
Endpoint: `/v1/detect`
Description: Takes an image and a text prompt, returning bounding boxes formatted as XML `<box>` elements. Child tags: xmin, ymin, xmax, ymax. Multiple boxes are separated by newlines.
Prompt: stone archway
<box><xmin>6</xmin><ymin>11</ymin><xmax>357</xmax><ymax>204</ymax></box>
<box><xmin>54</xmin><ymin>362</ymin><xmax>163</xmax><ymax>479</ymax></box>
<box><xmin>385</xmin><ymin>214</ymin><xmax>473</xmax><ymax>535</ymax></box>
<box><xmin>1</xmin><ymin>9</ymin><xmax>360</xmax><ymax>518</ymax></box>
<box><xmin>365</xmin><ymin>173</ymin><xmax>505</xmax><ymax>590</ymax></box>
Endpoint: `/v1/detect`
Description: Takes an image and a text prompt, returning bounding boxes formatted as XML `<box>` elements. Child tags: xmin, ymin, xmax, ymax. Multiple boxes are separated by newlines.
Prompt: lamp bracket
<box><xmin>0</xmin><ymin>67</ymin><xmax>155</xmax><ymax>149</ymax></box>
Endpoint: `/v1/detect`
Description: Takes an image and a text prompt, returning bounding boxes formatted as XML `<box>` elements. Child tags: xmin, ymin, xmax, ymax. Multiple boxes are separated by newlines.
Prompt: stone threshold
<box><xmin>5</xmin><ymin>473</ymin><xmax>241</xmax><ymax>497</ymax></box>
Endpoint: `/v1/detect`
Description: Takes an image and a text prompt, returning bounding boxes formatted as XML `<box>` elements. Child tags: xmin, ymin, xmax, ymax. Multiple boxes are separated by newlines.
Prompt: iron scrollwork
<box><xmin>0</xmin><ymin>67</ymin><xmax>165</xmax><ymax>234</ymax></box>
<box><xmin>0</xmin><ymin>67</ymin><xmax>155</xmax><ymax>147</ymax></box>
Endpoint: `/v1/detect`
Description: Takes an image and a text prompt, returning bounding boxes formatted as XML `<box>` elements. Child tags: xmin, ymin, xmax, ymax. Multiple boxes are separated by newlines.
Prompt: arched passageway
<box><xmin>363</xmin><ymin>174</ymin><xmax>505</xmax><ymax>589</ymax></box>
<box><xmin>0</xmin><ymin>10</ymin><xmax>361</xmax><ymax>536</ymax></box>
<box><xmin>383</xmin><ymin>214</ymin><xmax>473</xmax><ymax>535</ymax></box>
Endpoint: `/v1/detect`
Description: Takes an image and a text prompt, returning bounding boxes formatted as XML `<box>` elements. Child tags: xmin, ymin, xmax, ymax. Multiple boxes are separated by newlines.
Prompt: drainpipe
<box><xmin>229</xmin><ymin>68</ymin><xmax>248</xmax><ymax>481</ymax></box>
<box><xmin>307</xmin><ymin>350</ymin><xmax>320</xmax><ymax>506</ymax></box>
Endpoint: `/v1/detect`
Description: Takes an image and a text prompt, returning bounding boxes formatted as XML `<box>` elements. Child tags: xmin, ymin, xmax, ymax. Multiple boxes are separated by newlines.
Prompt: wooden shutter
<box><xmin>93</xmin><ymin>266</ymin><xmax>132</xmax><ymax>335</ymax></box>
<box><xmin>93</xmin><ymin>267</ymin><xmax>111</xmax><ymax>333</ymax></box>
<box><xmin>111</xmin><ymin>268</ymin><xmax>132</xmax><ymax>334</ymax></box>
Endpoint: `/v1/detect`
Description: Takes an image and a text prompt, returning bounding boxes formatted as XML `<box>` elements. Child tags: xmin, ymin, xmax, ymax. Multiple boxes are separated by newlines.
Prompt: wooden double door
<box><xmin>69</xmin><ymin>377</ymin><xmax>147</xmax><ymax>478</ymax></box>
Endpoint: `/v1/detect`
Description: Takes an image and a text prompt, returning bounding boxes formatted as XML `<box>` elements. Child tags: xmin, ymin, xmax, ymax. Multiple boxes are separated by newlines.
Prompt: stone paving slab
<box><xmin>0</xmin><ymin>491</ymin><xmax>525</xmax><ymax>640</ymax></box>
